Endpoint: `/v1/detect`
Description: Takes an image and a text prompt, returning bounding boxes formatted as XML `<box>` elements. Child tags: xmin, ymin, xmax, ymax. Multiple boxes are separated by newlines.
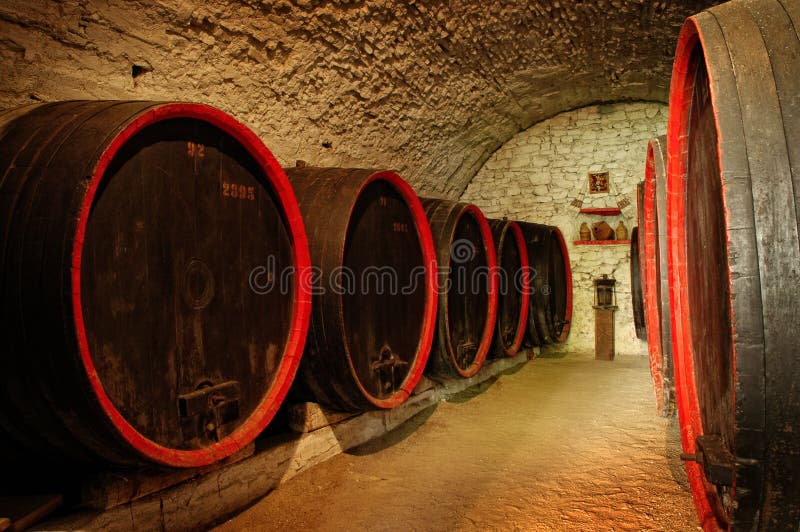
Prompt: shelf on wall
<box><xmin>573</xmin><ymin>239</ymin><xmax>631</xmax><ymax>246</ymax></box>
<box><xmin>578</xmin><ymin>207</ymin><xmax>622</xmax><ymax>216</ymax></box>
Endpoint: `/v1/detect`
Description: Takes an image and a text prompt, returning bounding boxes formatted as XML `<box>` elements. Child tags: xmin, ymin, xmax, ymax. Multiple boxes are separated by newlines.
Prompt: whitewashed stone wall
<box><xmin>461</xmin><ymin>101</ymin><xmax>668</xmax><ymax>356</ymax></box>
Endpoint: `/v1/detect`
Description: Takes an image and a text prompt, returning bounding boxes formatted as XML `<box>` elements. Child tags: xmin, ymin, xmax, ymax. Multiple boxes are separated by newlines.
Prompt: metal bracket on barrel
<box><xmin>681</xmin><ymin>435</ymin><xmax>735</xmax><ymax>487</ymax></box>
<box><xmin>456</xmin><ymin>341</ymin><xmax>478</xmax><ymax>369</ymax></box>
<box><xmin>371</xmin><ymin>346</ymin><xmax>407</xmax><ymax>393</ymax></box>
<box><xmin>501</xmin><ymin>326</ymin><xmax>516</xmax><ymax>345</ymax></box>
<box><xmin>178</xmin><ymin>381</ymin><xmax>241</xmax><ymax>442</ymax></box>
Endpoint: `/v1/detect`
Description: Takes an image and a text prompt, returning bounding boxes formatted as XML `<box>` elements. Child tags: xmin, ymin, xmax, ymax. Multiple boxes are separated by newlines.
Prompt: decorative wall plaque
<box><xmin>588</xmin><ymin>171</ymin><xmax>610</xmax><ymax>194</ymax></box>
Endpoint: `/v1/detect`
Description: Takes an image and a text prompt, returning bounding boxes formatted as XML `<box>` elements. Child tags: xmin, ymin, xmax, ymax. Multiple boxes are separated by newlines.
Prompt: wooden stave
<box><xmin>421</xmin><ymin>198</ymin><xmax>498</xmax><ymax>379</ymax></box>
<box><xmin>633</xmin><ymin>180</ymin><xmax>648</xmax><ymax>341</ymax></box>
<box><xmin>286</xmin><ymin>167</ymin><xmax>438</xmax><ymax>411</ymax></box>
<box><xmin>488</xmin><ymin>219</ymin><xmax>530</xmax><ymax>357</ymax></box>
<box><xmin>518</xmin><ymin>222</ymin><xmax>572</xmax><ymax>346</ymax></box>
<box><xmin>667</xmin><ymin>1</ymin><xmax>800</xmax><ymax>529</ymax></box>
<box><xmin>643</xmin><ymin>135</ymin><xmax>675</xmax><ymax>418</ymax></box>
<box><xmin>630</xmin><ymin>226</ymin><xmax>647</xmax><ymax>341</ymax></box>
<box><xmin>0</xmin><ymin>101</ymin><xmax>312</xmax><ymax>468</ymax></box>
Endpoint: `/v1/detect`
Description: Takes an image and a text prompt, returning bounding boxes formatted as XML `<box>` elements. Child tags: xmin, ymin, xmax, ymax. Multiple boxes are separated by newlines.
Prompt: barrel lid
<box><xmin>71</xmin><ymin>102</ymin><xmax>311</xmax><ymax>467</ymax></box>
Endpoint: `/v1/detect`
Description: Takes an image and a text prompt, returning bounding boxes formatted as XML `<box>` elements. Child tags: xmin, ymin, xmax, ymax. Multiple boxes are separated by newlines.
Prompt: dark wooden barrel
<box><xmin>636</xmin><ymin>180</ymin><xmax>646</xmax><ymax>282</ymax></box>
<box><xmin>629</xmin><ymin>227</ymin><xmax>646</xmax><ymax>341</ymax></box>
<box><xmin>488</xmin><ymin>219</ymin><xmax>530</xmax><ymax>357</ymax></box>
<box><xmin>668</xmin><ymin>2</ymin><xmax>800</xmax><ymax>529</ymax></box>
<box><xmin>631</xmin><ymin>181</ymin><xmax>647</xmax><ymax>341</ymax></box>
<box><xmin>519</xmin><ymin>222</ymin><xmax>573</xmax><ymax>346</ymax></box>
<box><xmin>0</xmin><ymin>101</ymin><xmax>311</xmax><ymax>468</ymax></box>
<box><xmin>285</xmin><ymin>167</ymin><xmax>437</xmax><ymax>411</ymax></box>
<box><xmin>643</xmin><ymin>135</ymin><xmax>674</xmax><ymax>418</ymax></box>
<box><xmin>421</xmin><ymin>199</ymin><xmax>497</xmax><ymax>378</ymax></box>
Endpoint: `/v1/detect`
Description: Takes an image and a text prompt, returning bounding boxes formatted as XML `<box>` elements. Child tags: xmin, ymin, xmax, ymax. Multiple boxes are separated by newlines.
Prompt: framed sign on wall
<box><xmin>588</xmin><ymin>171</ymin><xmax>610</xmax><ymax>194</ymax></box>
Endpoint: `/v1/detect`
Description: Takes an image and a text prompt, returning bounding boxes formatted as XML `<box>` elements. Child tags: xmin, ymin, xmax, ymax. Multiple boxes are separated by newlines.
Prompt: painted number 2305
<box><xmin>223</xmin><ymin>182</ymin><xmax>255</xmax><ymax>201</ymax></box>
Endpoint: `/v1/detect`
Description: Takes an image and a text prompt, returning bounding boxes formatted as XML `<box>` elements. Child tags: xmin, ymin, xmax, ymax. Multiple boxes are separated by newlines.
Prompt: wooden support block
<box><xmin>0</xmin><ymin>494</ymin><xmax>62</xmax><ymax>531</ymax></box>
<box><xmin>287</xmin><ymin>402</ymin><xmax>358</xmax><ymax>433</ymax></box>
<box><xmin>594</xmin><ymin>307</ymin><xmax>616</xmax><ymax>360</ymax></box>
<box><xmin>383</xmin><ymin>389</ymin><xmax>438</xmax><ymax>432</ymax></box>
<box><xmin>412</xmin><ymin>375</ymin><xmax>436</xmax><ymax>395</ymax></box>
<box><xmin>80</xmin><ymin>442</ymin><xmax>255</xmax><ymax>510</ymax></box>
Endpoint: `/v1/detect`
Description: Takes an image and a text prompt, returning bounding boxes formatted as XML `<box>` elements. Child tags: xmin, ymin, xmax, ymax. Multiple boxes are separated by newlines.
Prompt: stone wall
<box><xmin>0</xmin><ymin>1</ymin><xmax>716</xmax><ymax>196</ymax></box>
<box><xmin>461</xmin><ymin>101</ymin><xmax>668</xmax><ymax>356</ymax></box>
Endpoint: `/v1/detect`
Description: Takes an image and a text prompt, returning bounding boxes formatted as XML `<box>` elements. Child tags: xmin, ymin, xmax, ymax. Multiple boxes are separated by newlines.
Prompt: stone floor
<box><xmin>214</xmin><ymin>352</ymin><xmax>700</xmax><ymax>531</ymax></box>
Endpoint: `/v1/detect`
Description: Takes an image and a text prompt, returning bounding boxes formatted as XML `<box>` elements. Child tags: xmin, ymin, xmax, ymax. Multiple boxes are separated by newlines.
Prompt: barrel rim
<box><xmin>667</xmin><ymin>19</ymin><xmax>735</xmax><ymax>530</ymax></box>
<box><xmin>496</xmin><ymin>220</ymin><xmax>530</xmax><ymax>356</ymax></box>
<box><xmin>550</xmin><ymin>226</ymin><xmax>572</xmax><ymax>344</ymax></box>
<box><xmin>634</xmin><ymin>181</ymin><xmax>648</xmax><ymax>341</ymax></box>
<box><xmin>516</xmin><ymin>221</ymin><xmax>553</xmax><ymax>347</ymax></box>
<box><xmin>629</xmin><ymin>226</ymin><xmax>646</xmax><ymax>340</ymax></box>
<box><xmin>338</xmin><ymin>169</ymin><xmax>438</xmax><ymax>409</ymax></box>
<box><xmin>643</xmin><ymin>136</ymin><xmax>671</xmax><ymax>417</ymax></box>
<box><xmin>70</xmin><ymin>102</ymin><xmax>312</xmax><ymax>467</ymax></box>
<box><xmin>442</xmin><ymin>203</ymin><xmax>498</xmax><ymax>377</ymax></box>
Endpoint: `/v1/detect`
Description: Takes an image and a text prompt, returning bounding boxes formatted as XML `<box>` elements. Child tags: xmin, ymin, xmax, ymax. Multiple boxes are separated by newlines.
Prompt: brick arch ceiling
<box><xmin>0</xmin><ymin>0</ymin><xmax>721</xmax><ymax>196</ymax></box>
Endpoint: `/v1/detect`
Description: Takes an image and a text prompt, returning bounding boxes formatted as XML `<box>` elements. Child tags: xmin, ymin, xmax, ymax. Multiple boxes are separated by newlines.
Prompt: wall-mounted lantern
<box><xmin>594</xmin><ymin>274</ymin><xmax>616</xmax><ymax>308</ymax></box>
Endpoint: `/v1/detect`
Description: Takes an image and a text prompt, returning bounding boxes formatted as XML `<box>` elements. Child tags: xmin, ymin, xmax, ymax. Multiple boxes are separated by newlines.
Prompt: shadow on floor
<box><xmin>445</xmin><ymin>376</ymin><xmax>500</xmax><ymax>404</ymax></box>
<box><xmin>346</xmin><ymin>404</ymin><xmax>439</xmax><ymax>456</ymax></box>
<box><xmin>496</xmin><ymin>360</ymin><xmax>527</xmax><ymax>376</ymax></box>
<box><xmin>535</xmin><ymin>347</ymin><xmax>569</xmax><ymax>359</ymax></box>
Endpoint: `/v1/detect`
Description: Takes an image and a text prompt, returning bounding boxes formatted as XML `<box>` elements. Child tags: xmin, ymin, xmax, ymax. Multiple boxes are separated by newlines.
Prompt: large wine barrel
<box><xmin>286</xmin><ymin>167</ymin><xmax>437</xmax><ymax>411</ymax></box>
<box><xmin>636</xmin><ymin>180</ymin><xmax>646</xmax><ymax>282</ymax></box>
<box><xmin>667</xmin><ymin>1</ymin><xmax>800</xmax><ymax>529</ymax></box>
<box><xmin>0</xmin><ymin>101</ymin><xmax>311</xmax><ymax>468</ymax></box>
<box><xmin>421</xmin><ymin>199</ymin><xmax>497</xmax><ymax>378</ymax></box>
<box><xmin>488</xmin><ymin>219</ymin><xmax>530</xmax><ymax>357</ymax></box>
<box><xmin>631</xmin><ymin>181</ymin><xmax>647</xmax><ymax>341</ymax></box>
<box><xmin>519</xmin><ymin>222</ymin><xmax>573</xmax><ymax>346</ymax></box>
<box><xmin>630</xmin><ymin>227</ymin><xmax>646</xmax><ymax>341</ymax></box>
<box><xmin>643</xmin><ymin>136</ymin><xmax>674</xmax><ymax>418</ymax></box>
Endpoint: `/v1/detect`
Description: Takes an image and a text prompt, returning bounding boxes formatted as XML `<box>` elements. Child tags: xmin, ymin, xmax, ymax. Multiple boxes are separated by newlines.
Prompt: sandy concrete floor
<box><xmin>215</xmin><ymin>352</ymin><xmax>699</xmax><ymax>531</ymax></box>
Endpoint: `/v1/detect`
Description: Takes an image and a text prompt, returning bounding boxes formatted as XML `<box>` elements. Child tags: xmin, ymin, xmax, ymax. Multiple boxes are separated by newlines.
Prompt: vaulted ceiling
<box><xmin>0</xmin><ymin>0</ymin><xmax>721</xmax><ymax>195</ymax></box>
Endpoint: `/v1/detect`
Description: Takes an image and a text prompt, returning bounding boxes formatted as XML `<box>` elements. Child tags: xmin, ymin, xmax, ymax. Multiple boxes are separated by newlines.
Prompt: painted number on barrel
<box><xmin>379</xmin><ymin>196</ymin><xmax>389</xmax><ymax>207</ymax></box>
<box><xmin>222</xmin><ymin>182</ymin><xmax>256</xmax><ymax>201</ymax></box>
<box><xmin>393</xmin><ymin>222</ymin><xmax>409</xmax><ymax>233</ymax></box>
<box><xmin>187</xmin><ymin>142</ymin><xmax>205</xmax><ymax>158</ymax></box>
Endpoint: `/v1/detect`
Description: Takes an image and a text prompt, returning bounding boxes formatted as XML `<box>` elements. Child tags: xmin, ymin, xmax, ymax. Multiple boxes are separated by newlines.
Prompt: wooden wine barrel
<box><xmin>519</xmin><ymin>222</ymin><xmax>573</xmax><ymax>346</ymax></box>
<box><xmin>285</xmin><ymin>167</ymin><xmax>437</xmax><ymax>411</ymax></box>
<box><xmin>667</xmin><ymin>1</ymin><xmax>800</xmax><ymax>529</ymax></box>
<box><xmin>421</xmin><ymin>199</ymin><xmax>497</xmax><ymax>378</ymax></box>
<box><xmin>631</xmin><ymin>181</ymin><xmax>647</xmax><ymax>341</ymax></box>
<box><xmin>629</xmin><ymin>227</ymin><xmax>646</xmax><ymax>341</ymax></box>
<box><xmin>488</xmin><ymin>219</ymin><xmax>530</xmax><ymax>357</ymax></box>
<box><xmin>643</xmin><ymin>135</ymin><xmax>674</xmax><ymax>418</ymax></box>
<box><xmin>0</xmin><ymin>101</ymin><xmax>311</xmax><ymax>468</ymax></box>
<box><xmin>518</xmin><ymin>222</ymin><xmax>549</xmax><ymax>347</ymax></box>
<box><xmin>636</xmin><ymin>180</ymin><xmax>646</xmax><ymax>277</ymax></box>
<box><xmin>542</xmin><ymin>225</ymin><xmax>572</xmax><ymax>345</ymax></box>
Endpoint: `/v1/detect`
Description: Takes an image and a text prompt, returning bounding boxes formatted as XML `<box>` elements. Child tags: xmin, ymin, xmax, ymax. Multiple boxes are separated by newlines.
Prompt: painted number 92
<box><xmin>187</xmin><ymin>142</ymin><xmax>205</xmax><ymax>158</ymax></box>
<box><xmin>223</xmin><ymin>182</ymin><xmax>256</xmax><ymax>201</ymax></box>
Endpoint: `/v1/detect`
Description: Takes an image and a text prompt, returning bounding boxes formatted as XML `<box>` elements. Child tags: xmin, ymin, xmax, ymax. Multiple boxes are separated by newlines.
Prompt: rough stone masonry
<box><xmin>462</xmin><ymin>101</ymin><xmax>666</xmax><ymax>356</ymax></box>
<box><xmin>0</xmin><ymin>0</ymin><xmax>717</xmax><ymax>197</ymax></box>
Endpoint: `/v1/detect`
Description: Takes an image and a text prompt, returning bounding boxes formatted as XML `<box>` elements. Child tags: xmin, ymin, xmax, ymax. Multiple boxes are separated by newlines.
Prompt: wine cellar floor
<box><xmin>215</xmin><ymin>353</ymin><xmax>699</xmax><ymax>531</ymax></box>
